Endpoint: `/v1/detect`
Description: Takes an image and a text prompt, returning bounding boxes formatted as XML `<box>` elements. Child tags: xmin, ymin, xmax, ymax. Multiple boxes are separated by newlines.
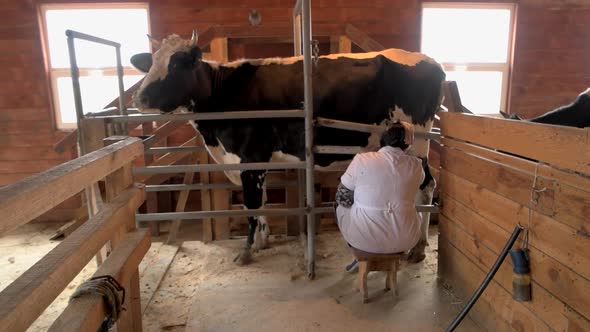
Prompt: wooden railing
<box><xmin>438</xmin><ymin>112</ymin><xmax>590</xmax><ymax>331</ymax></box>
<box><xmin>0</xmin><ymin>137</ymin><xmax>148</xmax><ymax>332</ymax></box>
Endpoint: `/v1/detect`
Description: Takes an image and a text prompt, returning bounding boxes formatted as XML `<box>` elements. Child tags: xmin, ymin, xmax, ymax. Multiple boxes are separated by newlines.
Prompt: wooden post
<box><xmin>102</xmin><ymin>136</ymin><xmax>143</xmax><ymax>331</ymax></box>
<box><xmin>210</xmin><ymin>38</ymin><xmax>229</xmax><ymax>62</ymax></box>
<box><xmin>166</xmin><ymin>153</ymin><xmax>198</xmax><ymax>245</ymax></box>
<box><xmin>81</xmin><ymin>118</ymin><xmax>108</xmax><ymax>264</ymax></box>
<box><xmin>211</xmin><ymin>165</ymin><xmax>231</xmax><ymax>240</ymax></box>
<box><xmin>330</xmin><ymin>35</ymin><xmax>351</xmax><ymax>54</ymax></box>
<box><xmin>142</xmin><ymin>121</ymin><xmax>160</xmax><ymax>236</ymax></box>
<box><xmin>285</xmin><ymin>171</ymin><xmax>299</xmax><ymax>235</ymax></box>
<box><xmin>200</xmin><ymin>150</ymin><xmax>213</xmax><ymax>242</ymax></box>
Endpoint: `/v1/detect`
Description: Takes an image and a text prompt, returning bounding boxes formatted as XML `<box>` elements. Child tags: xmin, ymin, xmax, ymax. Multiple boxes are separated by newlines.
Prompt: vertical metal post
<box><xmin>293</xmin><ymin>3</ymin><xmax>306</xmax><ymax>258</ymax></box>
<box><xmin>66</xmin><ymin>31</ymin><xmax>96</xmax><ymax>217</ymax></box>
<box><xmin>301</xmin><ymin>0</ymin><xmax>316</xmax><ymax>279</ymax></box>
<box><xmin>115</xmin><ymin>46</ymin><xmax>128</xmax><ymax>135</ymax></box>
<box><xmin>66</xmin><ymin>31</ymin><xmax>86</xmax><ymax>155</ymax></box>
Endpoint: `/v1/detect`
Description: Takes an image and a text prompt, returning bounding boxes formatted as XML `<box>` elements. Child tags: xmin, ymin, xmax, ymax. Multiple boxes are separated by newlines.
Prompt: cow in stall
<box><xmin>500</xmin><ymin>88</ymin><xmax>590</xmax><ymax>127</ymax></box>
<box><xmin>130</xmin><ymin>33</ymin><xmax>446</xmax><ymax>265</ymax></box>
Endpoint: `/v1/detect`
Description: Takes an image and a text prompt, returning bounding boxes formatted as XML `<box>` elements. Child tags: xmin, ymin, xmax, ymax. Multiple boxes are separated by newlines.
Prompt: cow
<box><xmin>130</xmin><ymin>33</ymin><xmax>446</xmax><ymax>265</ymax></box>
<box><xmin>500</xmin><ymin>88</ymin><xmax>590</xmax><ymax>127</ymax></box>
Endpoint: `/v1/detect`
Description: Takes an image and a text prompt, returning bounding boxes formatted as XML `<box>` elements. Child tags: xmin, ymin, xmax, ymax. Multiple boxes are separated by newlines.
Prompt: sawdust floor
<box><xmin>1</xmin><ymin>221</ymin><xmax>483</xmax><ymax>332</ymax></box>
<box><xmin>143</xmin><ymin>223</ymin><xmax>483</xmax><ymax>332</ymax></box>
<box><xmin>0</xmin><ymin>221</ymin><xmax>97</xmax><ymax>331</ymax></box>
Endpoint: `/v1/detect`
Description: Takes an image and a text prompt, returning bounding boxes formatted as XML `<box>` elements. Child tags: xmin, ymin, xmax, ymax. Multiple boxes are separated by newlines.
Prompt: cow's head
<box><xmin>131</xmin><ymin>31</ymin><xmax>209</xmax><ymax>113</ymax></box>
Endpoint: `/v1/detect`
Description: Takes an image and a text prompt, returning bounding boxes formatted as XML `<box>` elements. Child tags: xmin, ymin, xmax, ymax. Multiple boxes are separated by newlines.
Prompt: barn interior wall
<box><xmin>0</xmin><ymin>0</ymin><xmax>588</xmax><ymax>204</ymax></box>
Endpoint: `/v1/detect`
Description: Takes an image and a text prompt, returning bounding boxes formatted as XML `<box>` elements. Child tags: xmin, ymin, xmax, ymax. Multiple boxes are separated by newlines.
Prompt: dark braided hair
<box><xmin>380</xmin><ymin>122</ymin><xmax>409</xmax><ymax>150</ymax></box>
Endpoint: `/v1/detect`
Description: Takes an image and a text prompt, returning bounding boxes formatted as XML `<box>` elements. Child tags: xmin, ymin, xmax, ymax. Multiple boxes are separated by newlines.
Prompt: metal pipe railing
<box><xmin>144</xmin><ymin>146</ymin><xmax>205</xmax><ymax>154</ymax></box>
<box><xmin>301</xmin><ymin>0</ymin><xmax>316</xmax><ymax>279</ymax></box>
<box><xmin>145</xmin><ymin>181</ymin><xmax>298</xmax><ymax>192</ymax></box>
<box><xmin>314</xmin><ymin>145</ymin><xmax>364</xmax><ymax>155</ymax></box>
<box><xmin>133</xmin><ymin>162</ymin><xmax>307</xmax><ymax>174</ymax></box>
<box><xmin>135</xmin><ymin>205</ymin><xmax>438</xmax><ymax>222</ymax></box>
<box><xmin>97</xmin><ymin>109</ymin><xmax>305</xmax><ymax>123</ymax></box>
<box><xmin>316</xmin><ymin>117</ymin><xmax>442</xmax><ymax>140</ymax></box>
<box><xmin>65</xmin><ymin>30</ymin><xmax>127</xmax><ymax>135</ymax></box>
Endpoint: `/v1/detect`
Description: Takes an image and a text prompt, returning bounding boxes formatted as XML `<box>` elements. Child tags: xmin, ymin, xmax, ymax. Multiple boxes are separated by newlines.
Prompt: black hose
<box><xmin>446</xmin><ymin>224</ymin><xmax>523</xmax><ymax>332</ymax></box>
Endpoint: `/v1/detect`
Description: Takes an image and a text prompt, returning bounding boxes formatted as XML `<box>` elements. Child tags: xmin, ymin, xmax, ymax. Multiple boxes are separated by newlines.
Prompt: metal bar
<box><xmin>301</xmin><ymin>0</ymin><xmax>316</xmax><ymax>280</ymax></box>
<box><xmin>309</xmin><ymin>204</ymin><xmax>439</xmax><ymax>213</ymax></box>
<box><xmin>316</xmin><ymin>117</ymin><xmax>442</xmax><ymax>140</ymax></box>
<box><xmin>66</xmin><ymin>30</ymin><xmax>96</xmax><ymax>219</ymax></box>
<box><xmin>135</xmin><ymin>205</ymin><xmax>436</xmax><ymax>222</ymax></box>
<box><xmin>66</xmin><ymin>33</ymin><xmax>85</xmax><ymax>153</ymax></box>
<box><xmin>316</xmin><ymin>117</ymin><xmax>377</xmax><ymax>133</ymax></box>
<box><xmin>144</xmin><ymin>146</ymin><xmax>205</xmax><ymax>154</ymax></box>
<box><xmin>133</xmin><ymin>162</ymin><xmax>307</xmax><ymax>174</ymax></box>
<box><xmin>65</xmin><ymin>30</ymin><xmax>120</xmax><ymax>47</ymax></box>
<box><xmin>115</xmin><ymin>46</ymin><xmax>128</xmax><ymax>135</ymax></box>
<box><xmin>137</xmin><ymin>208</ymin><xmax>307</xmax><ymax>221</ymax></box>
<box><xmin>145</xmin><ymin>181</ymin><xmax>298</xmax><ymax>192</ymax></box>
<box><xmin>99</xmin><ymin>110</ymin><xmax>305</xmax><ymax>123</ymax></box>
<box><xmin>136</xmin><ymin>206</ymin><xmax>338</xmax><ymax>222</ymax></box>
<box><xmin>314</xmin><ymin>145</ymin><xmax>363</xmax><ymax>155</ymax></box>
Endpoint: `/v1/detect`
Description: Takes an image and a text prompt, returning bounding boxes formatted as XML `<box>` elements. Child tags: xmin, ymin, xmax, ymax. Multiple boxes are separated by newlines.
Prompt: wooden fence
<box><xmin>438</xmin><ymin>112</ymin><xmax>590</xmax><ymax>331</ymax></box>
<box><xmin>0</xmin><ymin>137</ymin><xmax>148</xmax><ymax>332</ymax></box>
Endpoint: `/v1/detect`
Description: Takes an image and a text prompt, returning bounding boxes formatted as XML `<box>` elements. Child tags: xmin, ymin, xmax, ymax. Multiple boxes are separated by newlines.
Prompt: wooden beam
<box><xmin>142</xmin><ymin>121</ymin><xmax>186</xmax><ymax>149</ymax></box>
<box><xmin>142</xmin><ymin>121</ymin><xmax>160</xmax><ymax>236</ymax></box>
<box><xmin>0</xmin><ymin>186</ymin><xmax>145</xmax><ymax>332</ymax></box>
<box><xmin>209</xmin><ymin>38</ymin><xmax>228</xmax><ymax>62</ymax></box>
<box><xmin>0</xmin><ymin>138</ymin><xmax>143</xmax><ymax>235</ymax></box>
<box><xmin>48</xmin><ymin>229</ymin><xmax>150</xmax><ymax>332</ymax></box>
<box><xmin>199</xmin><ymin>150</ymin><xmax>213</xmax><ymax>242</ymax></box>
<box><xmin>214</xmin><ymin>24</ymin><xmax>344</xmax><ymax>41</ymax></box>
<box><xmin>439</xmin><ymin>112</ymin><xmax>590</xmax><ymax>175</ymax></box>
<box><xmin>440</xmin><ymin>170</ymin><xmax>590</xmax><ymax>281</ymax></box>
<box><xmin>136</xmin><ymin>137</ymin><xmax>197</xmax><ymax>184</ymax></box>
<box><xmin>166</xmin><ymin>153</ymin><xmax>198</xmax><ymax>245</ymax></box>
<box><xmin>344</xmin><ymin>24</ymin><xmax>384</xmax><ymax>52</ymax></box>
<box><xmin>441</xmin><ymin>195</ymin><xmax>590</xmax><ymax>326</ymax></box>
<box><xmin>438</xmin><ymin>236</ymin><xmax>551</xmax><ymax>331</ymax></box>
<box><xmin>212</xmin><ymin>169</ymin><xmax>231</xmax><ymax>240</ymax></box>
<box><xmin>441</xmin><ymin>138</ymin><xmax>589</xmax><ymax>234</ymax></box>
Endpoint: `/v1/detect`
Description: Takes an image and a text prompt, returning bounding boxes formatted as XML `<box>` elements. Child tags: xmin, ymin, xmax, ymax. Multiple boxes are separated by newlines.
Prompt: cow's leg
<box><xmin>235</xmin><ymin>170</ymin><xmax>266</xmax><ymax>265</ymax></box>
<box><xmin>408</xmin><ymin>158</ymin><xmax>435</xmax><ymax>263</ymax></box>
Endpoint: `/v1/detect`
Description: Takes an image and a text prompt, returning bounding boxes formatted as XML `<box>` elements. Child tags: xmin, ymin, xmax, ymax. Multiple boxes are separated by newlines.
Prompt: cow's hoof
<box><xmin>233</xmin><ymin>250</ymin><xmax>252</xmax><ymax>266</ymax></box>
<box><xmin>407</xmin><ymin>250</ymin><xmax>426</xmax><ymax>264</ymax></box>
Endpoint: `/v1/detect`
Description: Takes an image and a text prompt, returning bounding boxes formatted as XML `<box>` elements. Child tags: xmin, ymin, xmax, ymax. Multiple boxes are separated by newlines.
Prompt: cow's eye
<box><xmin>169</xmin><ymin>52</ymin><xmax>193</xmax><ymax>71</ymax></box>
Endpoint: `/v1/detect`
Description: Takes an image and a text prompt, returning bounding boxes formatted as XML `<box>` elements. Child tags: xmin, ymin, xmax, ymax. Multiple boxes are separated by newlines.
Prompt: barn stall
<box><xmin>1</xmin><ymin>0</ymin><xmax>590</xmax><ymax>331</ymax></box>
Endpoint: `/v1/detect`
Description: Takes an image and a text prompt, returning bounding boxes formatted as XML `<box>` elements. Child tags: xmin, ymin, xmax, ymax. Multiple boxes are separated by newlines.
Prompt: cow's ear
<box><xmin>130</xmin><ymin>53</ymin><xmax>153</xmax><ymax>73</ymax></box>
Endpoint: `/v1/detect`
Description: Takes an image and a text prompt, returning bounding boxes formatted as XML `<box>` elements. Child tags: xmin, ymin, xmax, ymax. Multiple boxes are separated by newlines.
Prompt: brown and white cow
<box><xmin>131</xmin><ymin>33</ymin><xmax>446</xmax><ymax>264</ymax></box>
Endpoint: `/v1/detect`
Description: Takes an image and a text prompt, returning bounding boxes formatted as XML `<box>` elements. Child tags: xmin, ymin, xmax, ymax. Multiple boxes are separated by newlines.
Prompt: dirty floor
<box><xmin>1</xmin><ymin>222</ymin><xmax>483</xmax><ymax>332</ymax></box>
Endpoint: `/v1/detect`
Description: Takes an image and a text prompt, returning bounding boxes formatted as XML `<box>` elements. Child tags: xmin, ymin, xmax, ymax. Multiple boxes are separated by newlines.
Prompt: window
<box><xmin>421</xmin><ymin>3</ymin><xmax>515</xmax><ymax>114</ymax></box>
<box><xmin>39</xmin><ymin>3</ymin><xmax>151</xmax><ymax>129</ymax></box>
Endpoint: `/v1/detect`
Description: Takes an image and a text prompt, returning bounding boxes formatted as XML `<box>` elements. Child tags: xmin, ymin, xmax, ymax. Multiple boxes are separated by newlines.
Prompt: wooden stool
<box><xmin>351</xmin><ymin>247</ymin><xmax>405</xmax><ymax>303</ymax></box>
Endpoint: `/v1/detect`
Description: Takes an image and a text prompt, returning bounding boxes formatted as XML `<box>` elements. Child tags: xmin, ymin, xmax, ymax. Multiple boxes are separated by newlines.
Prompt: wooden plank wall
<box><xmin>1</xmin><ymin>0</ymin><xmax>589</xmax><ymax>221</ymax></box>
<box><xmin>438</xmin><ymin>112</ymin><xmax>590</xmax><ymax>331</ymax></box>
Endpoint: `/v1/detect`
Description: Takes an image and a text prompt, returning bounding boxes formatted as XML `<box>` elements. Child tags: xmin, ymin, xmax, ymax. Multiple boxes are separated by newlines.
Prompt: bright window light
<box><xmin>445</xmin><ymin>71</ymin><xmax>503</xmax><ymax>114</ymax></box>
<box><xmin>40</xmin><ymin>4</ymin><xmax>150</xmax><ymax>129</ymax></box>
<box><xmin>56</xmin><ymin>75</ymin><xmax>144</xmax><ymax>123</ymax></box>
<box><xmin>45</xmin><ymin>8</ymin><xmax>150</xmax><ymax>68</ymax></box>
<box><xmin>421</xmin><ymin>3</ymin><xmax>514</xmax><ymax>114</ymax></box>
